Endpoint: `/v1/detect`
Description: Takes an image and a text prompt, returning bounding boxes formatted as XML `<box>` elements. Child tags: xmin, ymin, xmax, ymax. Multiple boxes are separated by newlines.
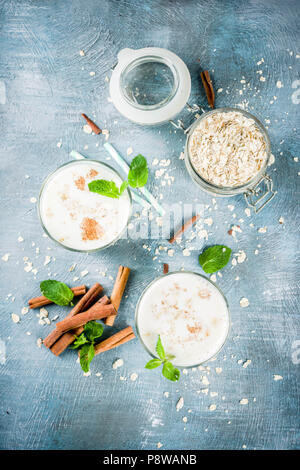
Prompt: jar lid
<box><xmin>109</xmin><ymin>47</ymin><xmax>191</xmax><ymax>125</ymax></box>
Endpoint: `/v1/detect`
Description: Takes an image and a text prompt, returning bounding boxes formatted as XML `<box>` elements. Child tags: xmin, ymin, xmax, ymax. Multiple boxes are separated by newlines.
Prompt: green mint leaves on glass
<box><xmin>70</xmin><ymin>321</ymin><xmax>104</xmax><ymax>373</ymax></box>
<box><xmin>145</xmin><ymin>335</ymin><xmax>180</xmax><ymax>382</ymax></box>
<box><xmin>40</xmin><ymin>280</ymin><xmax>74</xmax><ymax>306</ymax></box>
<box><xmin>88</xmin><ymin>154</ymin><xmax>148</xmax><ymax>199</ymax></box>
<box><xmin>199</xmin><ymin>245</ymin><xmax>232</xmax><ymax>274</ymax></box>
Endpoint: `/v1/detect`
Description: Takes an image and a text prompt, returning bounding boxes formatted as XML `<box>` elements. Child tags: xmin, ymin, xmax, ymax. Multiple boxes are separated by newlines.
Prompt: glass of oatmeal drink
<box><xmin>135</xmin><ymin>272</ymin><xmax>230</xmax><ymax>368</ymax></box>
<box><xmin>38</xmin><ymin>160</ymin><xmax>132</xmax><ymax>252</ymax></box>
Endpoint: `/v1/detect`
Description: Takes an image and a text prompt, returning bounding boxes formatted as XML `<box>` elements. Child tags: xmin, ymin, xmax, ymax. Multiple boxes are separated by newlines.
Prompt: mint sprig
<box><xmin>145</xmin><ymin>335</ymin><xmax>180</xmax><ymax>382</ymax></box>
<box><xmin>127</xmin><ymin>154</ymin><xmax>148</xmax><ymax>188</ymax></box>
<box><xmin>199</xmin><ymin>245</ymin><xmax>232</xmax><ymax>273</ymax></box>
<box><xmin>88</xmin><ymin>154</ymin><xmax>148</xmax><ymax>199</ymax></box>
<box><xmin>70</xmin><ymin>321</ymin><xmax>104</xmax><ymax>373</ymax></box>
<box><xmin>40</xmin><ymin>280</ymin><xmax>74</xmax><ymax>306</ymax></box>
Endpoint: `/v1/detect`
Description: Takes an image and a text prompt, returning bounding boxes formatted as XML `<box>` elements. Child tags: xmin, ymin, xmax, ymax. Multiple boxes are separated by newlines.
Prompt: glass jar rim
<box><xmin>120</xmin><ymin>54</ymin><xmax>180</xmax><ymax>111</ymax></box>
<box><xmin>38</xmin><ymin>159</ymin><xmax>132</xmax><ymax>253</ymax></box>
<box><xmin>185</xmin><ymin>107</ymin><xmax>271</xmax><ymax>195</ymax></box>
<box><xmin>135</xmin><ymin>270</ymin><xmax>231</xmax><ymax>369</ymax></box>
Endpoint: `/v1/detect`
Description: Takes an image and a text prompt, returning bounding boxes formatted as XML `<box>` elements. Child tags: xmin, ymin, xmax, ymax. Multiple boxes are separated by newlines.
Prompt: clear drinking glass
<box><xmin>135</xmin><ymin>271</ymin><xmax>231</xmax><ymax>369</ymax></box>
<box><xmin>38</xmin><ymin>160</ymin><xmax>132</xmax><ymax>253</ymax></box>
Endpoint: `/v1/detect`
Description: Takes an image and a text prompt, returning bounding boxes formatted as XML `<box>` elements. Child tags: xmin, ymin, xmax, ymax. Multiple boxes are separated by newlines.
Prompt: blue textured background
<box><xmin>0</xmin><ymin>0</ymin><xmax>299</xmax><ymax>450</ymax></box>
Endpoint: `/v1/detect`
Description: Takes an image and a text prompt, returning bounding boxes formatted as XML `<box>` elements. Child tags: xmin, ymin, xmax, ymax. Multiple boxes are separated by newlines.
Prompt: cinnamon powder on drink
<box><xmin>80</xmin><ymin>217</ymin><xmax>103</xmax><ymax>241</ymax></box>
<box><xmin>74</xmin><ymin>176</ymin><xmax>86</xmax><ymax>190</ymax></box>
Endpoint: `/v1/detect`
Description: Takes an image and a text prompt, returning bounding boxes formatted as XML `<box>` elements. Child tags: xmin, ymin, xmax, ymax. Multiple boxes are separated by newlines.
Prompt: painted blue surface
<box><xmin>0</xmin><ymin>0</ymin><xmax>299</xmax><ymax>450</ymax></box>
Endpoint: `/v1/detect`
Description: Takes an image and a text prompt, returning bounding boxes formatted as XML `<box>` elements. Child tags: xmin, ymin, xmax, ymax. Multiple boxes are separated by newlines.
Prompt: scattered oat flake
<box><xmin>112</xmin><ymin>358</ymin><xmax>123</xmax><ymax>369</ymax></box>
<box><xmin>44</xmin><ymin>255</ymin><xmax>51</xmax><ymax>266</ymax></box>
<box><xmin>176</xmin><ymin>397</ymin><xmax>184</xmax><ymax>411</ymax></box>
<box><xmin>273</xmin><ymin>374</ymin><xmax>283</xmax><ymax>381</ymax></box>
<box><xmin>30</xmin><ymin>197</ymin><xmax>37</xmax><ymax>203</ymax></box>
<box><xmin>182</xmin><ymin>416</ymin><xmax>188</xmax><ymax>423</ymax></box>
<box><xmin>210</xmin><ymin>274</ymin><xmax>217</xmax><ymax>283</ymax></box>
<box><xmin>130</xmin><ymin>373</ymin><xmax>138</xmax><ymax>381</ymax></box>
<box><xmin>202</xmin><ymin>375</ymin><xmax>210</xmax><ymax>386</ymax></box>
<box><xmin>79</xmin><ymin>50</ymin><xmax>85</xmax><ymax>56</ymax></box>
<box><xmin>204</xmin><ymin>217</ymin><xmax>213</xmax><ymax>226</ymax></box>
<box><xmin>209</xmin><ymin>404</ymin><xmax>216</xmax><ymax>411</ymax></box>
<box><xmin>21</xmin><ymin>307</ymin><xmax>28</xmax><ymax>315</ymax></box>
<box><xmin>279</xmin><ymin>217</ymin><xmax>284</xmax><ymax>224</ymax></box>
<box><xmin>182</xmin><ymin>248</ymin><xmax>191</xmax><ymax>257</ymax></box>
<box><xmin>244</xmin><ymin>208</ymin><xmax>251</xmax><ymax>217</ymax></box>
<box><xmin>240</xmin><ymin>297</ymin><xmax>249</xmax><ymax>308</ymax></box>
<box><xmin>80</xmin><ymin>270</ymin><xmax>89</xmax><ymax>278</ymax></box>
<box><xmin>168</xmin><ymin>249</ymin><xmax>174</xmax><ymax>257</ymax></box>
<box><xmin>276</xmin><ymin>80</ymin><xmax>283</xmax><ymax>88</ymax></box>
<box><xmin>243</xmin><ymin>359</ymin><xmax>252</xmax><ymax>368</ymax></box>
<box><xmin>18</xmin><ymin>236</ymin><xmax>24</xmax><ymax>242</ymax></box>
<box><xmin>11</xmin><ymin>314</ymin><xmax>20</xmax><ymax>323</ymax></box>
<box><xmin>37</xmin><ymin>338</ymin><xmax>43</xmax><ymax>348</ymax></box>
<box><xmin>89</xmin><ymin>71</ymin><xmax>95</xmax><ymax>76</ymax></box>
<box><xmin>215</xmin><ymin>367</ymin><xmax>222</xmax><ymax>374</ymax></box>
<box><xmin>235</xmin><ymin>250</ymin><xmax>247</xmax><ymax>263</ymax></box>
<box><xmin>127</xmin><ymin>146</ymin><xmax>133</xmax><ymax>156</ymax></box>
<box><xmin>258</xmin><ymin>226</ymin><xmax>267</xmax><ymax>233</ymax></box>
<box><xmin>83</xmin><ymin>124</ymin><xmax>92</xmax><ymax>134</ymax></box>
<box><xmin>157</xmin><ymin>442</ymin><xmax>163</xmax><ymax>449</ymax></box>
<box><xmin>2</xmin><ymin>253</ymin><xmax>10</xmax><ymax>262</ymax></box>
<box><xmin>240</xmin><ymin>398</ymin><xmax>249</xmax><ymax>405</ymax></box>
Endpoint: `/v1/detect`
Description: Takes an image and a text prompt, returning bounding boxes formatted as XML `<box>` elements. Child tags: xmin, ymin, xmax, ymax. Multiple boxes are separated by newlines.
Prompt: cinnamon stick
<box><xmin>105</xmin><ymin>266</ymin><xmax>131</xmax><ymax>327</ymax></box>
<box><xmin>56</xmin><ymin>303</ymin><xmax>116</xmax><ymax>333</ymax></box>
<box><xmin>169</xmin><ymin>214</ymin><xmax>201</xmax><ymax>244</ymax></box>
<box><xmin>50</xmin><ymin>296</ymin><xmax>110</xmax><ymax>356</ymax></box>
<box><xmin>200</xmin><ymin>70</ymin><xmax>215</xmax><ymax>109</ymax></box>
<box><xmin>81</xmin><ymin>113</ymin><xmax>102</xmax><ymax>134</ymax></box>
<box><xmin>163</xmin><ymin>263</ymin><xmax>169</xmax><ymax>274</ymax></box>
<box><xmin>94</xmin><ymin>326</ymin><xmax>135</xmax><ymax>356</ymax></box>
<box><xmin>43</xmin><ymin>282</ymin><xmax>103</xmax><ymax>349</ymax></box>
<box><xmin>28</xmin><ymin>285</ymin><xmax>86</xmax><ymax>309</ymax></box>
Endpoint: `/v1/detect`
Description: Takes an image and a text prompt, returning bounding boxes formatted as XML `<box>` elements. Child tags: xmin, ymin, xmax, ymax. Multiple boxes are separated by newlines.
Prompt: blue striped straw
<box><xmin>103</xmin><ymin>142</ymin><xmax>165</xmax><ymax>216</ymax></box>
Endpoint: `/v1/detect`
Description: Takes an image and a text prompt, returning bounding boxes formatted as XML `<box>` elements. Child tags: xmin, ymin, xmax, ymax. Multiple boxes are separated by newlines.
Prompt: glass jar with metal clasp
<box><xmin>109</xmin><ymin>47</ymin><xmax>276</xmax><ymax>213</ymax></box>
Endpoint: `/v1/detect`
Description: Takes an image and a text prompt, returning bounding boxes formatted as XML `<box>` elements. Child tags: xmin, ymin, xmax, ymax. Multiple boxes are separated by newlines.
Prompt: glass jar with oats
<box><xmin>185</xmin><ymin>108</ymin><xmax>276</xmax><ymax>212</ymax></box>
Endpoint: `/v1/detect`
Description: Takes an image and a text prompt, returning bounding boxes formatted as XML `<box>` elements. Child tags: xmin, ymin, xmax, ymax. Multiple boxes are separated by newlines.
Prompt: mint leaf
<box><xmin>79</xmin><ymin>343</ymin><xmax>95</xmax><ymax>373</ymax></box>
<box><xmin>119</xmin><ymin>180</ymin><xmax>129</xmax><ymax>195</ymax></box>
<box><xmin>84</xmin><ymin>321</ymin><xmax>103</xmax><ymax>342</ymax></box>
<box><xmin>70</xmin><ymin>333</ymin><xmax>88</xmax><ymax>349</ymax></box>
<box><xmin>145</xmin><ymin>358</ymin><xmax>162</xmax><ymax>369</ymax></box>
<box><xmin>155</xmin><ymin>335</ymin><xmax>165</xmax><ymax>360</ymax></box>
<box><xmin>145</xmin><ymin>335</ymin><xmax>180</xmax><ymax>382</ymax></box>
<box><xmin>199</xmin><ymin>245</ymin><xmax>232</xmax><ymax>274</ymax></box>
<box><xmin>88</xmin><ymin>180</ymin><xmax>120</xmax><ymax>199</ymax></box>
<box><xmin>128</xmin><ymin>155</ymin><xmax>148</xmax><ymax>188</ymax></box>
<box><xmin>165</xmin><ymin>354</ymin><xmax>175</xmax><ymax>361</ymax></box>
<box><xmin>162</xmin><ymin>361</ymin><xmax>180</xmax><ymax>382</ymax></box>
<box><xmin>40</xmin><ymin>280</ymin><xmax>74</xmax><ymax>306</ymax></box>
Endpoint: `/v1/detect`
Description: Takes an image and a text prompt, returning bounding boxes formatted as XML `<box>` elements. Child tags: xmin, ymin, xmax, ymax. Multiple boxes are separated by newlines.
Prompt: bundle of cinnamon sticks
<box><xmin>28</xmin><ymin>266</ymin><xmax>134</xmax><ymax>357</ymax></box>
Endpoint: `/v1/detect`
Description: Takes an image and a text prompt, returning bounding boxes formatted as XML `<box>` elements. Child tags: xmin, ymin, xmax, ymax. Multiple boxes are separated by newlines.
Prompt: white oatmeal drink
<box><xmin>136</xmin><ymin>272</ymin><xmax>230</xmax><ymax>367</ymax></box>
<box><xmin>39</xmin><ymin>160</ymin><xmax>131</xmax><ymax>251</ymax></box>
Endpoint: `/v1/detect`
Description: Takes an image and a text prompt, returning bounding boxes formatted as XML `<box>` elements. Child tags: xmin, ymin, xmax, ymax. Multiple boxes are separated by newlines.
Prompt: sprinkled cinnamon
<box><xmin>74</xmin><ymin>176</ymin><xmax>85</xmax><ymax>191</ymax></box>
<box><xmin>80</xmin><ymin>217</ymin><xmax>103</xmax><ymax>241</ymax></box>
<box><xmin>87</xmin><ymin>169</ymin><xmax>98</xmax><ymax>179</ymax></box>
